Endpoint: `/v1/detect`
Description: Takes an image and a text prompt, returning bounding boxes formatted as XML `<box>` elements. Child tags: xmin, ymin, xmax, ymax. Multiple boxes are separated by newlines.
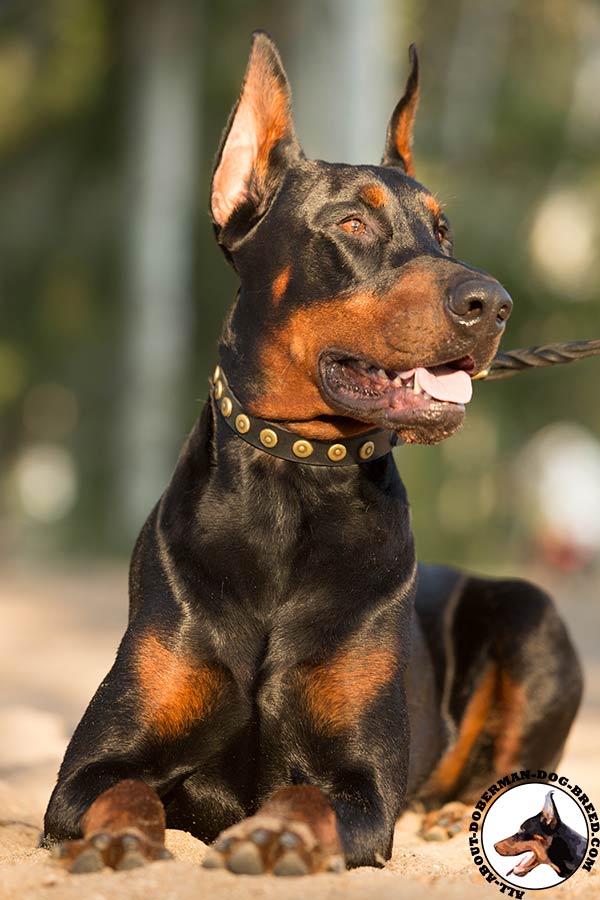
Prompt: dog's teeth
<box><xmin>423</xmin><ymin>391</ymin><xmax>431</xmax><ymax>400</ymax></box>
<box><xmin>413</xmin><ymin>370</ymin><xmax>421</xmax><ymax>394</ymax></box>
<box><xmin>393</xmin><ymin>375</ymin><xmax>402</xmax><ymax>385</ymax></box>
<box><xmin>376</xmin><ymin>368</ymin><xmax>386</xmax><ymax>378</ymax></box>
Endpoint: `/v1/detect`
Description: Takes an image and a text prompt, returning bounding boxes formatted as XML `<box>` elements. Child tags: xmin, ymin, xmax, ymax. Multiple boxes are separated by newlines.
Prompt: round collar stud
<box><xmin>327</xmin><ymin>443</ymin><xmax>347</xmax><ymax>462</ymax></box>
<box><xmin>211</xmin><ymin>366</ymin><xmax>399</xmax><ymax>466</ymax></box>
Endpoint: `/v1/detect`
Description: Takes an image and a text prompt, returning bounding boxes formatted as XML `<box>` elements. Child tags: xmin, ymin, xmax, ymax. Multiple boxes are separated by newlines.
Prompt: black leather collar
<box><xmin>211</xmin><ymin>366</ymin><xmax>400</xmax><ymax>466</ymax></box>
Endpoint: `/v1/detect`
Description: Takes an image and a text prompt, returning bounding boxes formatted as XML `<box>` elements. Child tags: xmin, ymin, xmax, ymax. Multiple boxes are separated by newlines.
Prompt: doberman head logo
<box><xmin>493</xmin><ymin>790</ymin><xmax>587</xmax><ymax>882</ymax></box>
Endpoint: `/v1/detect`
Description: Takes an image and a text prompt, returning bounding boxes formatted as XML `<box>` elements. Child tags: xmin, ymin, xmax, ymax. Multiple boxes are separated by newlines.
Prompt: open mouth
<box><xmin>507</xmin><ymin>850</ymin><xmax>537</xmax><ymax>877</ymax></box>
<box><xmin>319</xmin><ymin>351</ymin><xmax>476</xmax><ymax>439</ymax></box>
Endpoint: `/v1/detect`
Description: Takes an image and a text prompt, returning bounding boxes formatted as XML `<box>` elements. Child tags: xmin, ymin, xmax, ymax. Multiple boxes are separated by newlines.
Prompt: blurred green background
<box><xmin>1</xmin><ymin>0</ymin><xmax>599</xmax><ymax>571</ymax></box>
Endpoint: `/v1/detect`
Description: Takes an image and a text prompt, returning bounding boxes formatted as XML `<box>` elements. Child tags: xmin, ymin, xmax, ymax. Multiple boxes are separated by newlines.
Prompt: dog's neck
<box><xmin>205</xmin><ymin>394</ymin><xmax>413</xmax><ymax>571</ymax></box>
<box><xmin>157</xmin><ymin>393</ymin><xmax>416</xmax><ymax>619</ymax></box>
<box><xmin>547</xmin><ymin>823</ymin><xmax>588</xmax><ymax>876</ymax></box>
<box><xmin>208</xmin><ymin>390</ymin><xmax>404</xmax><ymax>496</ymax></box>
<box><xmin>211</xmin><ymin>365</ymin><xmax>398</xmax><ymax>468</ymax></box>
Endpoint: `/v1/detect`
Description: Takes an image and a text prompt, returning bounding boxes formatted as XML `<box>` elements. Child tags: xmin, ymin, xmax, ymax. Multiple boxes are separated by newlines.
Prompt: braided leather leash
<box><xmin>474</xmin><ymin>340</ymin><xmax>600</xmax><ymax>382</ymax></box>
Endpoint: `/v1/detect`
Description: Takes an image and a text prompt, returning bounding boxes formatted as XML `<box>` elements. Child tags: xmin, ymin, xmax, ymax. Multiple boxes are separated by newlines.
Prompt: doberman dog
<box><xmin>494</xmin><ymin>790</ymin><xmax>587</xmax><ymax>879</ymax></box>
<box><xmin>44</xmin><ymin>32</ymin><xmax>583</xmax><ymax>876</ymax></box>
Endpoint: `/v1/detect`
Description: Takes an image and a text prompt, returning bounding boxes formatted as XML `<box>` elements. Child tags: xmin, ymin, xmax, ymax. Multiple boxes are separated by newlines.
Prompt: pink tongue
<box><xmin>513</xmin><ymin>851</ymin><xmax>536</xmax><ymax>875</ymax></box>
<box><xmin>415</xmin><ymin>367</ymin><xmax>473</xmax><ymax>404</ymax></box>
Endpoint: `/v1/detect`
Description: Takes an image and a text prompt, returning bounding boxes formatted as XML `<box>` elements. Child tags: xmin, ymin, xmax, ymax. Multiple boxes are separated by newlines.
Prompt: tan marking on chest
<box><xmin>300</xmin><ymin>644</ymin><xmax>397</xmax><ymax>734</ymax></box>
<box><xmin>136</xmin><ymin>634</ymin><xmax>224</xmax><ymax>739</ymax></box>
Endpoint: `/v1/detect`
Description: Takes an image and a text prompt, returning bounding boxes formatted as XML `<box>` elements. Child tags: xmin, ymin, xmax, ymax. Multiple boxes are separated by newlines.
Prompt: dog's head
<box><xmin>211</xmin><ymin>32</ymin><xmax>512</xmax><ymax>445</ymax></box>
<box><xmin>493</xmin><ymin>791</ymin><xmax>561</xmax><ymax>878</ymax></box>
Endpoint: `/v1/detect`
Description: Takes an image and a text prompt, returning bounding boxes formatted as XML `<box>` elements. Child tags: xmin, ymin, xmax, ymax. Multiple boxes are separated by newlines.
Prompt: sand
<box><xmin>1</xmin><ymin>565</ymin><xmax>599</xmax><ymax>899</ymax></box>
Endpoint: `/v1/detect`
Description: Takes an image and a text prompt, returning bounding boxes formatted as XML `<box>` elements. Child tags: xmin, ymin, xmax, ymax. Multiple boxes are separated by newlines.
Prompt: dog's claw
<box><xmin>202</xmin><ymin>849</ymin><xmax>225</xmax><ymax>869</ymax></box>
<box><xmin>214</xmin><ymin>836</ymin><xmax>233</xmax><ymax>853</ymax></box>
<box><xmin>279</xmin><ymin>830</ymin><xmax>301</xmax><ymax>849</ymax></box>
<box><xmin>210</xmin><ymin>808</ymin><xmax>345</xmax><ymax>875</ymax></box>
<box><xmin>49</xmin><ymin>843</ymin><xmax>68</xmax><ymax>860</ymax></box>
<box><xmin>116</xmin><ymin>849</ymin><xmax>146</xmax><ymax>870</ymax></box>
<box><xmin>91</xmin><ymin>832</ymin><xmax>111</xmax><ymax>851</ymax></box>
<box><xmin>226</xmin><ymin>841</ymin><xmax>264</xmax><ymax>875</ymax></box>
<box><xmin>273</xmin><ymin>850</ymin><xmax>309</xmax><ymax>876</ymax></box>
<box><xmin>120</xmin><ymin>833</ymin><xmax>141</xmax><ymax>851</ymax></box>
<box><xmin>421</xmin><ymin>801</ymin><xmax>470</xmax><ymax>841</ymax></box>
<box><xmin>326</xmin><ymin>854</ymin><xmax>345</xmax><ymax>872</ymax></box>
<box><xmin>250</xmin><ymin>828</ymin><xmax>270</xmax><ymax>846</ymax></box>
<box><xmin>69</xmin><ymin>848</ymin><xmax>104</xmax><ymax>874</ymax></box>
<box><xmin>50</xmin><ymin>828</ymin><xmax>170</xmax><ymax>873</ymax></box>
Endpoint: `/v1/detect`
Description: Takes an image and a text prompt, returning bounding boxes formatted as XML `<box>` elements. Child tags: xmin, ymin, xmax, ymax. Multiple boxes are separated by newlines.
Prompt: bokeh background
<box><xmin>2</xmin><ymin>0</ymin><xmax>600</xmax><ymax>574</ymax></box>
<box><xmin>1</xmin><ymin>0</ymin><xmax>599</xmax><ymax>571</ymax></box>
<box><xmin>2</xmin><ymin>3</ymin><xmax>600</xmax><ymax>886</ymax></box>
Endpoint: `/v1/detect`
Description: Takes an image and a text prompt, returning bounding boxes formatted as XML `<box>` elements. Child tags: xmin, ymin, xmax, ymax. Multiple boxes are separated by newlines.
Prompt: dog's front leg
<box><xmin>205</xmin><ymin>658</ymin><xmax>410</xmax><ymax>874</ymax></box>
<box><xmin>204</xmin><ymin>731</ymin><xmax>408</xmax><ymax>874</ymax></box>
<box><xmin>44</xmin><ymin>622</ymin><xmax>248</xmax><ymax>871</ymax></box>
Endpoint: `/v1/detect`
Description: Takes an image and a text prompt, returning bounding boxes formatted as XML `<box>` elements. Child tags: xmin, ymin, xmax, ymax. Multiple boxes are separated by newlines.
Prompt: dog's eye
<box><xmin>436</xmin><ymin>221</ymin><xmax>448</xmax><ymax>245</ymax></box>
<box><xmin>339</xmin><ymin>217</ymin><xmax>366</xmax><ymax>236</ymax></box>
<box><xmin>435</xmin><ymin>218</ymin><xmax>453</xmax><ymax>254</ymax></box>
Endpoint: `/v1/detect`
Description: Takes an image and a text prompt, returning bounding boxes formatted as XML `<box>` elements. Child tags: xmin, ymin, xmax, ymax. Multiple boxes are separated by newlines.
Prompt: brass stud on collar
<box><xmin>327</xmin><ymin>443</ymin><xmax>347</xmax><ymax>462</ymax></box>
<box><xmin>235</xmin><ymin>414</ymin><xmax>251</xmax><ymax>434</ymax></box>
<box><xmin>292</xmin><ymin>439</ymin><xmax>314</xmax><ymax>459</ymax></box>
<box><xmin>259</xmin><ymin>428</ymin><xmax>278</xmax><ymax>448</ymax></box>
<box><xmin>359</xmin><ymin>440</ymin><xmax>375</xmax><ymax>460</ymax></box>
<box><xmin>213</xmin><ymin>365</ymin><xmax>392</xmax><ymax>465</ymax></box>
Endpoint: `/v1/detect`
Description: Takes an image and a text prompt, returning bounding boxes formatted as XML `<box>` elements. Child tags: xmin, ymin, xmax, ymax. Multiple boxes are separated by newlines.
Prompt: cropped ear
<box><xmin>541</xmin><ymin>791</ymin><xmax>560</xmax><ymax>830</ymax></box>
<box><xmin>211</xmin><ymin>31</ymin><xmax>301</xmax><ymax>236</ymax></box>
<box><xmin>381</xmin><ymin>44</ymin><xmax>419</xmax><ymax>176</ymax></box>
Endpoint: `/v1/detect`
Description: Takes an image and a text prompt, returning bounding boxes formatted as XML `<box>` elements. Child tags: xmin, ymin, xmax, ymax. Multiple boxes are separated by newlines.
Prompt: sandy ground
<box><xmin>1</xmin><ymin>564</ymin><xmax>599</xmax><ymax>900</ymax></box>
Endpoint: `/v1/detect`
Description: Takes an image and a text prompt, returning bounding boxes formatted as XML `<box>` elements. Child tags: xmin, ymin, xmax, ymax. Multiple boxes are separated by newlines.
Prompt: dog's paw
<box><xmin>203</xmin><ymin>814</ymin><xmax>345</xmax><ymax>875</ymax></box>
<box><xmin>49</xmin><ymin>829</ymin><xmax>172</xmax><ymax>873</ymax></box>
<box><xmin>420</xmin><ymin>801</ymin><xmax>471</xmax><ymax>841</ymax></box>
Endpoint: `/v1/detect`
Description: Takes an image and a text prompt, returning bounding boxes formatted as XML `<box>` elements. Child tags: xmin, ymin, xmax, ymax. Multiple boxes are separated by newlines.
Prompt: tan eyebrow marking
<box><xmin>424</xmin><ymin>194</ymin><xmax>442</xmax><ymax>219</ymax></box>
<box><xmin>272</xmin><ymin>265</ymin><xmax>291</xmax><ymax>303</ymax></box>
<box><xmin>359</xmin><ymin>184</ymin><xmax>386</xmax><ymax>208</ymax></box>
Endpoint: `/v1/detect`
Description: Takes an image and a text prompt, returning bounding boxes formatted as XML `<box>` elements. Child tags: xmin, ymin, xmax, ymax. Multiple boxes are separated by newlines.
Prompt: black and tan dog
<box><xmin>494</xmin><ymin>790</ymin><xmax>587</xmax><ymax>879</ymax></box>
<box><xmin>44</xmin><ymin>33</ymin><xmax>583</xmax><ymax>876</ymax></box>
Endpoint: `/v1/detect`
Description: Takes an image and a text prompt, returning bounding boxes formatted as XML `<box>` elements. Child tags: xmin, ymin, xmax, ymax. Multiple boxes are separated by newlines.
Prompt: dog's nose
<box><xmin>446</xmin><ymin>279</ymin><xmax>512</xmax><ymax>329</ymax></box>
